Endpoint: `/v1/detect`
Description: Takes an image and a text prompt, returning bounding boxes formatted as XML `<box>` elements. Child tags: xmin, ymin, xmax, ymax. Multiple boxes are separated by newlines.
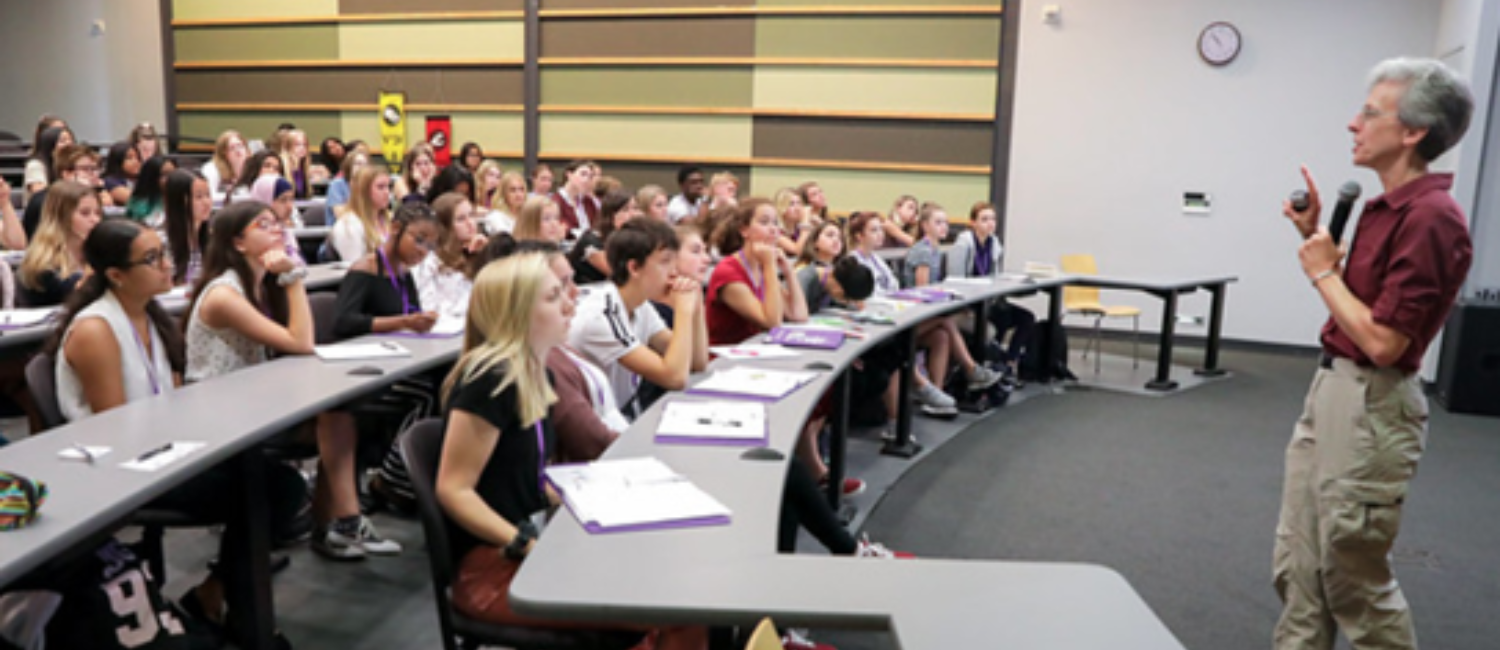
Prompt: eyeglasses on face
<box><xmin>249</xmin><ymin>216</ymin><xmax>284</xmax><ymax>232</ymax></box>
<box><xmin>126</xmin><ymin>248</ymin><xmax>171</xmax><ymax>268</ymax></box>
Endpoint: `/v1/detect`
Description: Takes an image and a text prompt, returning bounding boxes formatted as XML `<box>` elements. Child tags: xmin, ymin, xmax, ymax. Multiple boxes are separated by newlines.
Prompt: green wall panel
<box><xmin>540</xmin><ymin>115</ymin><xmax>752</xmax><ymax>159</ymax></box>
<box><xmin>174</xmin><ymin>0</ymin><xmax>339</xmax><ymax>21</ymax></box>
<box><xmin>753</xmin><ymin>68</ymin><xmax>995</xmax><ymax>115</ymax></box>
<box><xmin>749</xmin><ymin>166</ymin><xmax>989</xmax><ymax>221</ymax></box>
<box><xmin>755</xmin><ymin>17</ymin><xmax>1000</xmax><ymax>60</ymax></box>
<box><xmin>541</xmin><ymin>69</ymin><xmax>754</xmax><ymax>108</ymax></box>
<box><xmin>339</xmin><ymin>22</ymin><xmax>524</xmax><ymax>61</ymax></box>
<box><xmin>179</xmin><ymin>112</ymin><xmax>343</xmax><ymax>144</ymax></box>
<box><xmin>756</xmin><ymin>0</ymin><xmax>1000</xmax><ymax>5</ymax></box>
<box><xmin>175</xmin><ymin>26</ymin><xmax>339</xmax><ymax>63</ymax></box>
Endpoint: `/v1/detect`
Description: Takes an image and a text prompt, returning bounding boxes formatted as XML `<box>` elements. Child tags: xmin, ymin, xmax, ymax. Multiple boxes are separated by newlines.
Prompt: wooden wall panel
<box><xmin>753</xmin><ymin>117</ymin><xmax>993</xmax><ymax>167</ymax></box>
<box><xmin>539</xmin><ymin>18</ymin><xmax>754</xmax><ymax>58</ymax></box>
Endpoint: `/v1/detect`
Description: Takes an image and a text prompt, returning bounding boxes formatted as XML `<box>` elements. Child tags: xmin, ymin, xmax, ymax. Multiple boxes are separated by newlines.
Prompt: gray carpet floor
<box><xmin>153</xmin><ymin>344</ymin><xmax>1500</xmax><ymax>649</ymax></box>
<box><xmin>858</xmin><ymin>346</ymin><xmax>1500</xmax><ymax>650</ymax></box>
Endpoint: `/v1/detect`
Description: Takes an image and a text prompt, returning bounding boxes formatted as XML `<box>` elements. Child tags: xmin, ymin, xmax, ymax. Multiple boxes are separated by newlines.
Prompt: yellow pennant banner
<box><xmin>378</xmin><ymin>91</ymin><xmax>407</xmax><ymax>173</ymax></box>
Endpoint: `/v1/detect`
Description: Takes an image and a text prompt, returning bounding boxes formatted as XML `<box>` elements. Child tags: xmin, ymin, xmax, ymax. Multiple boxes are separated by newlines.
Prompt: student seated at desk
<box><xmin>705</xmin><ymin>198</ymin><xmax>809</xmax><ymax>346</ymax></box>
<box><xmin>795</xmin><ymin>221</ymin><xmax>844</xmax><ymax>271</ymax></box>
<box><xmin>568</xmin><ymin>218</ymin><xmax>705</xmax><ymax>419</ymax></box>
<box><xmin>334</xmin><ymin>202</ymin><xmax>439</xmax><ymax>338</ymax></box>
<box><xmin>846</xmin><ymin>211</ymin><xmax>963</xmax><ymax>417</ymax></box>
<box><xmin>200</xmin><ymin>130</ymin><xmax>247</xmax><ymax>198</ymax></box>
<box><xmin>184</xmin><ymin>201</ymin><xmax>400</xmax><ymax>561</ymax></box>
<box><xmin>250</xmin><ymin>176</ymin><xmax>306</xmax><ymax>267</ymax></box>
<box><xmin>23</xmin><ymin>144</ymin><xmax>110</xmax><ymax>241</ymax></box>
<box><xmin>330</xmin><ymin>164</ymin><xmax>392</xmax><ymax>263</ymax></box>
<box><xmin>124</xmin><ymin>157</ymin><xmax>174</xmax><ymax>228</ymax></box>
<box><xmin>23</xmin><ymin>124</ymin><xmax>73</xmax><ymax>199</ymax></box>
<box><xmin>323</xmin><ymin>150</ymin><xmax>366</xmax><ymax>211</ymax></box>
<box><xmin>101</xmin><ymin>141</ymin><xmax>140</xmax><ymax>207</ymax></box>
<box><xmin>568</xmin><ymin>189</ymin><xmax>640</xmax><ymax>286</ymax></box>
<box><xmin>946</xmin><ymin>202</ymin><xmax>1034</xmax><ymax>383</ymax></box>
<box><xmin>424</xmin><ymin>165</ymin><xmax>474</xmax><ymax>206</ymax></box>
<box><xmin>19</xmin><ymin>181</ymin><xmax>101</xmax><ymax>307</ymax></box>
<box><xmin>773</xmin><ymin>187</ymin><xmax>816</xmax><ymax>258</ymax></box>
<box><xmin>881</xmin><ymin>194</ymin><xmax>919</xmax><ymax>249</ymax></box>
<box><xmin>48</xmin><ymin>219</ymin><xmax>307</xmax><ymax>639</ymax></box>
<box><xmin>902</xmin><ymin>203</ymin><xmax>1003</xmax><ymax>393</ymax></box>
<box><xmin>0</xmin><ymin>176</ymin><xmax>26</xmax><ymax>253</ymax></box>
<box><xmin>162</xmin><ymin>169</ymin><xmax>212</xmax><ymax>286</ymax></box>
<box><xmin>226</xmin><ymin>149</ymin><xmax>283</xmax><ymax>204</ymax></box>
<box><xmin>481</xmin><ymin>170</ymin><xmax>526</xmax><ymax>236</ymax></box>
<box><xmin>277</xmin><ymin>128</ymin><xmax>321</xmax><ymax>199</ymax></box>
<box><xmin>436</xmin><ymin>252</ymin><xmax>707</xmax><ymax>650</ymax></box>
<box><xmin>415</xmin><ymin>192</ymin><xmax>485</xmax><ymax>329</ymax></box>
<box><xmin>513</xmin><ymin>195</ymin><xmax>568</xmax><ymax>246</ymax></box>
<box><xmin>393</xmin><ymin>144</ymin><xmax>436</xmax><ymax>204</ymax></box>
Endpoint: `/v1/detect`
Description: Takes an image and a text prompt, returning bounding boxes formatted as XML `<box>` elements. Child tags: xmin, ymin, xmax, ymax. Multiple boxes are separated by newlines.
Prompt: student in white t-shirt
<box><xmin>566</xmin><ymin>218</ymin><xmax>707</xmax><ymax>417</ymax></box>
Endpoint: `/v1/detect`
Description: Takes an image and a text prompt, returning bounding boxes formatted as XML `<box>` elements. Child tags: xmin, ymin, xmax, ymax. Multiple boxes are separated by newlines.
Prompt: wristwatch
<box><xmin>504</xmin><ymin>521</ymin><xmax>538</xmax><ymax>560</ymax></box>
<box><xmin>277</xmin><ymin>265</ymin><xmax>308</xmax><ymax>287</ymax></box>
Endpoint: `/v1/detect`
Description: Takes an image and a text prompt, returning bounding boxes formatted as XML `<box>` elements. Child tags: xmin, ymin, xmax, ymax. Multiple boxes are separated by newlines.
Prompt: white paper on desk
<box><xmin>0</xmin><ymin>307</ymin><xmax>60</xmax><ymax>328</ymax></box>
<box><xmin>57</xmin><ymin>445</ymin><xmax>112</xmax><ymax>461</ymax></box>
<box><xmin>119</xmin><ymin>442</ymin><xmax>205</xmax><ymax>473</ymax></box>
<box><xmin>315</xmin><ymin>342</ymin><xmax>411</xmax><ymax>361</ymax></box>
<box><xmin>657</xmin><ymin>401</ymin><xmax>767</xmax><ymax>442</ymax></box>
<box><xmin>709</xmin><ymin>344</ymin><xmax>799</xmax><ymax>360</ymax></box>
<box><xmin>945</xmin><ymin>277</ymin><xmax>992</xmax><ymax>286</ymax></box>
<box><xmin>545</xmin><ymin>457</ymin><xmax>731</xmax><ymax>530</ymax></box>
<box><xmin>429</xmin><ymin>316</ymin><xmax>465</xmax><ymax>337</ymax></box>
<box><xmin>689</xmin><ymin>366</ymin><xmax>818</xmax><ymax>400</ymax></box>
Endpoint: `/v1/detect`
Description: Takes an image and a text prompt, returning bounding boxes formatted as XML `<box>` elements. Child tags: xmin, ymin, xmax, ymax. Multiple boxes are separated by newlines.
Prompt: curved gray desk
<box><xmin>0</xmin><ymin>333</ymin><xmax>461</xmax><ymax>650</ymax></box>
<box><xmin>510</xmin><ymin>274</ymin><xmax>1187</xmax><ymax>649</ymax></box>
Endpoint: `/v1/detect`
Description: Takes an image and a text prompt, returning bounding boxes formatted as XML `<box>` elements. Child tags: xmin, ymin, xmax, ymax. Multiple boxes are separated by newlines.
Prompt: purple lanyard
<box><xmin>533</xmin><ymin>421</ymin><xmax>546</xmax><ymax>493</ymax></box>
<box><xmin>974</xmin><ymin>237</ymin><xmax>994</xmax><ymax>276</ymax></box>
<box><xmin>375</xmin><ymin>247</ymin><xmax>413</xmax><ymax>314</ymax></box>
<box><xmin>131</xmin><ymin>325</ymin><xmax>161</xmax><ymax>396</ymax></box>
<box><xmin>736</xmin><ymin>251</ymin><xmax>765</xmax><ymax>302</ymax></box>
<box><xmin>859</xmin><ymin>251</ymin><xmax>895</xmax><ymax>291</ymax></box>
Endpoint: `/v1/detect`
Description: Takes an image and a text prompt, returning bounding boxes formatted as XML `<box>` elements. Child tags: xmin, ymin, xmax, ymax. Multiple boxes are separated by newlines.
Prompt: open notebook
<box><xmin>545</xmin><ymin>458</ymin><xmax>731</xmax><ymax>534</ymax></box>
<box><xmin>687</xmin><ymin>366</ymin><xmax>820</xmax><ymax>402</ymax></box>
<box><xmin>655</xmin><ymin>400</ymin><xmax>769</xmax><ymax>446</ymax></box>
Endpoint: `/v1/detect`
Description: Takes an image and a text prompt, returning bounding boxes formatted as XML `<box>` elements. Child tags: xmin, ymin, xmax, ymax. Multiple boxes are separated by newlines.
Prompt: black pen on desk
<box><xmin>136</xmin><ymin>442</ymin><xmax>175</xmax><ymax>462</ymax></box>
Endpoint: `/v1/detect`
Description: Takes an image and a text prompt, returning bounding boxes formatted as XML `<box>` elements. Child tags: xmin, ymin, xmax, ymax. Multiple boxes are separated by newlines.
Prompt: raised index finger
<box><xmin>1300</xmin><ymin>164</ymin><xmax>1322</xmax><ymax>203</ymax></box>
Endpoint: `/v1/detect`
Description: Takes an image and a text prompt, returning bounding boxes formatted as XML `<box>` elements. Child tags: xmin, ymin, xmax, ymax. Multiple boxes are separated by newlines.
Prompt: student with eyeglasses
<box><xmin>333</xmin><ymin>201</ymin><xmax>440</xmax><ymax>338</ymax></box>
<box><xmin>22</xmin><ymin>144</ymin><xmax>108</xmax><ymax>241</ymax></box>
<box><xmin>47</xmin><ymin>219</ymin><xmax>309</xmax><ymax>642</ymax></box>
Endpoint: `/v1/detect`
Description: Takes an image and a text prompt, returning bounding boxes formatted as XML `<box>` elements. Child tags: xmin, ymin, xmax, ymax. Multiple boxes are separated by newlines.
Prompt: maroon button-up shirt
<box><xmin>1321</xmin><ymin>172</ymin><xmax>1472</xmax><ymax>373</ymax></box>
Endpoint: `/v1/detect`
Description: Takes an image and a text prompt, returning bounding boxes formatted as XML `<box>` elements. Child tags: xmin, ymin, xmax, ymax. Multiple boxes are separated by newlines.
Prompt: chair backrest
<box><xmin>744</xmin><ymin>618</ymin><xmax>781</xmax><ymax>650</ymax></box>
<box><xmin>25</xmin><ymin>353</ymin><xmax>64</xmax><ymax>432</ymax></box>
<box><xmin>1060</xmin><ymin>254</ymin><xmax>1101</xmax><ymax>307</ymax></box>
<box><xmin>399</xmin><ymin>418</ymin><xmax>462</xmax><ymax>650</ymax></box>
<box><xmin>307</xmin><ymin>291</ymin><xmax>341</xmax><ymax>345</ymax></box>
<box><xmin>301</xmin><ymin>202</ymin><xmax>328</xmax><ymax>227</ymax></box>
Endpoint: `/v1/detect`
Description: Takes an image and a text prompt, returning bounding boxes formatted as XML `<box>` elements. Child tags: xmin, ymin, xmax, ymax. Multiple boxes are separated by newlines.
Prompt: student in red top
<box><xmin>705</xmin><ymin>198</ymin><xmax>809</xmax><ymax>346</ymax></box>
<box><xmin>549</xmin><ymin>159</ymin><xmax>598</xmax><ymax>238</ymax></box>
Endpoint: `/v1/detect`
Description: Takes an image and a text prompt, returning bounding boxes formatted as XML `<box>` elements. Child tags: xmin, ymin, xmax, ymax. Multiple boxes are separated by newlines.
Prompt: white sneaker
<box><xmin>781</xmin><ymin>628</ymin><xmax>836</xmax><ymax>650</ymax></box>
<box><xmin>856</xmin><ymin>533</ymin><xmax>915</xmax><ymax>559</ymax></box>
<box><xmin>316</xmin><ymin>516</ymin><xmax>401</xmax><ymax>559</ymax></box>
<box><xmin>912</xmin><ymin>383</ymin><xmax>956</xmax><ymax>409</ymax></box>
<box><xmin>967</xmin><ymin>364</ymin><xmax>1002</xmax><ymax>391</ymax></box>
<box><xmin>351</xmin><ymin>516</ymin><xmax>403</xmax><ymax>555</ymax></box>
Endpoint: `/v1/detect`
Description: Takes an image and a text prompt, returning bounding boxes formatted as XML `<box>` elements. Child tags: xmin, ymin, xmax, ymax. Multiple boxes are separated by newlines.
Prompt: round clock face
<box><xmin>1198</xmin><ymin>22</ymin><xmax>1241</xmax><ymax>66</ymax></box>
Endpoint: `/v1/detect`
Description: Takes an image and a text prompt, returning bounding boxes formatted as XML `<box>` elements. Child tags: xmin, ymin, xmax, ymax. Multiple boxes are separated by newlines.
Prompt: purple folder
<box><xmin>766</xmin><ymin>326</ymin><xmax>845</xmax><ymax>350</ymax></box>
<box><xmin>889</xmin><ymin>287</ymin><xmax>956</xmax><ymax>303</ymax></box>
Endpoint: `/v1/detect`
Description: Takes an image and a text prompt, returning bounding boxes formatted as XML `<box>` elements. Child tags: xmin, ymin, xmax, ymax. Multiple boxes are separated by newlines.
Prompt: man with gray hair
<box><xmin>1275</xmin><ymin>57</ymin><xmax>1474</xmax><ymax>649</ymax></box>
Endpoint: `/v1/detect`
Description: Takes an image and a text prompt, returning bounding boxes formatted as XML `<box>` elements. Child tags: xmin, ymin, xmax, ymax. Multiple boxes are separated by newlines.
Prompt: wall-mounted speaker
<box><xmin>1435</xmin><ymin>302</ymin><xmax>1500</xmax><ymax>416</ymax></box>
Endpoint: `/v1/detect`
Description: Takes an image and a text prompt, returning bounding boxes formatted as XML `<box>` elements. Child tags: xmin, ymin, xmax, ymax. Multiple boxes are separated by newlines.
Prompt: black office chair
<box><xmin>400</xmin><ymin>419</ymin><xmax>639</xmax><ymax>650</ymax></box>
<box><xmin>25</xmin><ymin>352</ymin><xmax>219</xmax><ymax>583</ymax></box>
<box><xmin>308</xmin><ymin>291</ymin><xmax>341</xmax><ymax>346</ymax></box>
<box><xmin>301</xmin><ymin>201</ymin><xmax>328</xmax><ymax>227</ymax></box>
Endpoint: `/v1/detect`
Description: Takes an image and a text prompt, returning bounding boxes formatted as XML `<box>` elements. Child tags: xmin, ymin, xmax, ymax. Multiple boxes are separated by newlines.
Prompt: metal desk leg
<box><xmin>1146</xmin><ymin>292</ymin><xmax>1180</xmax><ymax>391</ymax></box>
<box><xmin>1043</xmin><ymin>285</ymin><xmax>1064</xmax><ymax>382</ymax></box>
<box><xmin>825</xmin><ymin>371</ymin><xmax>849</xmax><ymax>508</ymax></box>
<box><xmin>968</xmin><ymin>298</ymin><xmax>989</xmax><ymax>361</ymax></box>
<box><xmin>1195</xmin><ymin>282</ymin><xmax>1228</xmax><ymax>377</ymax></box>
<box><xmin>226</xmin><ymin>447</ymin><xmax>276</xmax><ymax>650</ymax></box>
<box><xmin>881</xmin><ymin>329</ymin><xmax>922</xmax><ymax>458</ymax></box>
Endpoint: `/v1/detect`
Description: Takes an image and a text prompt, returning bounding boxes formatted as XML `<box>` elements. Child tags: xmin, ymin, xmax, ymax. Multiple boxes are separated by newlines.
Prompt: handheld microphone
<box><xmin>1329</xmin><ymin>181</ymin><xmax>1362</xmax><ymax>245</ymax></box>
<box><xmin>1288</xmin><ymin>190</ymin><xmax>1309</xmax><ymax>212</ymax></box>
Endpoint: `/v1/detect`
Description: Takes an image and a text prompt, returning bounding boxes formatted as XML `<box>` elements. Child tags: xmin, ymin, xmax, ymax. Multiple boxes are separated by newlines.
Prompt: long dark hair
<box><xmin>183</xmin><ymin>201</ymin><xmax>289</xmax><ymax>333</ymax></box>
<box><xmin>596</xmin><ymin>189</ymin><xmax>633</xmax><ymax>242</ymax></box>
<box><xmin>711</xmin><ymin>198</ymin><xmax>772</xmax><ymax>257</ymax></box>
<box><xmin>32</xmin><ymin>126</ymin><xmax>73</xmax><ymax>183</ymax></box>
<box><xmin>229</xmin><ymin>150</ymin><xmax>280</xmax><ymax>198</ymax></box>
<box><xmin>425</xmin><ymin>165</ymin><xmax>473</xmax><ymax>205</ymax></box>
<box><xmin>163</xmin><ymin>170</ymin><xmax>207</xmax><ymax>285</ymax></box>
<box><xmin>382</xmin><ymin>201</ymin><xmax>438</xmax><ymax>274</ymax></box>
<box><xmin>129</xmin><ymin>157</ymin><xmax>168</xmax><ymax>209</ymax></box>
<box><xmin>102</xmin><ymin>142</ymin><xmax>134</xmax><ymax>182</ymax></box>
<box><xmin>44</xmin><ymin>220</ymin><xmax>186</xmax><ymax>374</ymax></box>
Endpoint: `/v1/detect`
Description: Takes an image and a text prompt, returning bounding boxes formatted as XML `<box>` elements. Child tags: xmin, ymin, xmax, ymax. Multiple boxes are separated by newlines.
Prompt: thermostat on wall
<box><xmin>1183</xmin><ymin>192</ymin><xmax>1211</xmax><ymax>215</ymax></box>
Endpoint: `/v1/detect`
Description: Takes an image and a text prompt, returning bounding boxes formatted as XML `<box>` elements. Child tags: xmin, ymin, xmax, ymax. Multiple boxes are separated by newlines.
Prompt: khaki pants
<box><xmin>1273</xmin><ymin>357</ymin><xmax>1427</xmax><ymax>650</ymax></box>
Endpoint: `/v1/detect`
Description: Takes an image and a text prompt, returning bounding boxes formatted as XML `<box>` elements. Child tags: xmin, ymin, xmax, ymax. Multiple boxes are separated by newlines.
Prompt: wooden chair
<box><xmin>1060</xmin><ymin>254</ymin><xmax>1141</xmax><ymax>373</ymax></box>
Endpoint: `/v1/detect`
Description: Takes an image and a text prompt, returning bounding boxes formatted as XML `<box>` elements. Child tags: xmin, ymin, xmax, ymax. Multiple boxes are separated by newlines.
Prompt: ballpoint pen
<box><xmin>136</xmin><ymin>443</ymin><xmax>175</xmax><ymax>462</ymax></box>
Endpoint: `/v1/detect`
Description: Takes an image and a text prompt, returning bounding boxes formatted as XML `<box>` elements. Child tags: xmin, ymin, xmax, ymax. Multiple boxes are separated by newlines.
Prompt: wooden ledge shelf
<box><xmin>538</xmin><ymin>57</ymin><xmax>997</xmax><ymax>69</ymax></box>
<box><xmin>539</xmin><ymin>105</ymin><xmax>992</xmax><ymax>122</ymax></box>
<box><xmin>540</xmin><ymin>6</ymin><xmax>1003</xmax><ymax>19</ymax></box>
<box><xmin>172</xmin><ymin>11</ymin><xmax>524</xmax><ymax>28</ymax></box>
<box><xmin>178</xmin><ymin>103</ymin><xmax>524</xmax><ymax>113</ymax></box>
<box><xmin>175</xmin><ymin>59</ymin><xmax>525</xmax><ymax>70</ymax></box>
